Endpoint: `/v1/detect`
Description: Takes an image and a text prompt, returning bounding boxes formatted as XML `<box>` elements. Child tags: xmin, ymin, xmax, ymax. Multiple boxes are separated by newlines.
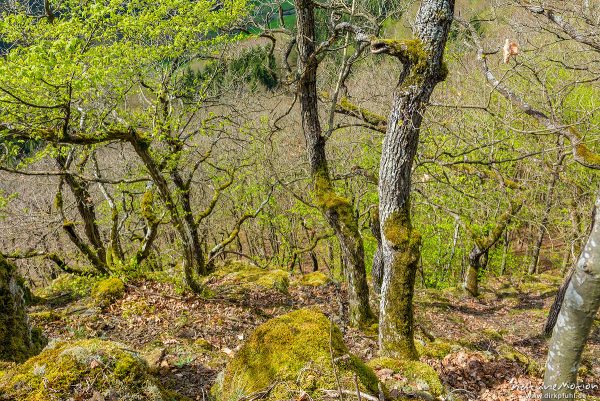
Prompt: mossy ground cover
<box><xmin>203</xmin><ymin>260</ymin><xmax>290</xmax><ymax>294</ymax></box>
<box><xmin>17</xmin><ymin>264</ymin><xmax>600</xmax><ymax>400</ymax></box>
<box><xmin>292</xmin><ymin>271</ymin><xmax>330</xmax><ymax>287</ymax></box>
<box><xmin>0</xmin><ymin>339</ymin><xmax>189</xmax><ymax>401</ymax></box>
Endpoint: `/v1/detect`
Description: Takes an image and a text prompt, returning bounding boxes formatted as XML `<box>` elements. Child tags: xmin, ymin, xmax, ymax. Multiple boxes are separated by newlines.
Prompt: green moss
<box><xmin>29</xmin><ymin>310</ymin><xmax>62</xmax><ymax>323</ymax></box>
<box><xmin>294</xmin><ymin>271</ymin><xmax>330</xmax><ymax>287</ymax></box>
<box><xmin>338</xmin><ymin>96</ymin><xmax>387</xmax><ymax>128</ymax></box>
<box><xmin>312</xmin><ymin>171</ymin><xmax>359</xmax><ymax>237</ymax></box>
<box><xmin>207</xmin><ymin>260</ymin><xmax>289</xmax><ymax>294</ymax></box>
<box><xmin>519</xmin><ymin>281</ymin><xmax>557</xmax><ymax>297</ymax></box>
<box><xmin>574</xmin><ymin>143</ymin><xmax>600</xmax><ymax>166</ymax></box>
<box><xmin>379</xmin><ymin>211</ymin><xmax>421</xmax><ymax>360</ymax></box>
<box><xmin>216</xmin><ymin>309</ymin><xmax>380</xmax><ymax>400</ymax></box>
<box><xmin>121</xmin><ymin>299</ymin><xmax>155</xmax><ymax>319</ymax></box>
<box><xmin>416</xmin><ymin>338</ymin><xmax>458</xmax><ymax>359</ymax></box>
<box><xmin>91</xmin><ymin>277</ymin><xmax>125</xmax><ymax>308</ymax></box>
<box><xmin>373</xmin><ymin>39</ymin><xmax>428</xmax><ymax>71</ymax></box>
<box><xmin>0</xmin><ymin>339</ymin><xmax>190</xmax><ymax>401</ymax></box>
<box><xmin>0</xmin><ymin>254</ymin><xmax>47</xmax><ymax>363</ymax></box>
<box><xmin>193</xmin><ymin>338</ymin><xmax>213</xmax><ymax>351</ymax></box>
<box><xmin>368</xmin><ymin>357</ymin><xmax>444</xmax><ymax>396</ymax></box>
<box><xmin>482</xmin><ymin>328</ymin><xmax>506</xmax><ymax>341</ymax></box>
<box><xmin>36</xmin><ymin>273</ymin><xmax>101</xmax><ymax>301</ymax></box>
<box><xmin>140</xmin><ymin>190</ymin><xmax>157</xmax><ymax>223</ymax></box>
<box><xmin>382</xmin><ymin>210</ymin><xmax>421</xmax><ymax>254</ymax></box>
<box><xmin>497</xmin><ymin>344</ymin><xmax>539</xmax><ymax>375</ymax></box>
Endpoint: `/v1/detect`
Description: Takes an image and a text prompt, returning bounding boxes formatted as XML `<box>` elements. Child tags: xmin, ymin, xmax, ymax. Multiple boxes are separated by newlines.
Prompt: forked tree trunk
<box><xmin>295</xmin><ymin>0</ymin><xmax>374</xmax><ymax>327</ymax></box>
<box><xmin>128</xmin><ymin>134</ymin><xmax>204</xmax><ymax>292</ymax></box>
<box><xmin>463</xmin><ymin>202</ymin><xmax>521</xmax><ymax>297</ymax></box>
<box><xmin>529</xmin><ymin>159</ymin><xmax>561</xmax><ymax>274</ymax></box>
<box><xmin>376</xmin><ymin>0</ymin><xmax>454</xmax><ymax>359</ymax></box>
<box><xmin>543</xmin><ymin>194</ymin><xmax>600</xmax><ymax>400</ymax></box>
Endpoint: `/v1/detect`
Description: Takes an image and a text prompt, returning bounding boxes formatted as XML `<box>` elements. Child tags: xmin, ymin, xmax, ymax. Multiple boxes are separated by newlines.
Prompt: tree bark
<box><xmin>128</xmin><ymin>134</ymin><xmax>204</xmax><ymax>292</ymax></box>
<box><xmin>529</xmin><ymin>155</ymin><xmax>563</xmax><ymax>274</ymax></box>
<box><xmin>55</xmin><ymin>152</ymin><xmax>109</xmax><ymax>274</ymax></box>
<box><xmin>463</xmin><ymin>202</ymin><xmax>521</xmax><ymax>297</ymax></box>
<box><xmin>295</xmin><ymin>0</ymin><xmax>374</xmax><ymax>327</ymax></box>
<box><xmin>543</xmin><ymin>194</ymin><xmax>600</xmax><ymax>400</ymax></box>
<box><xmin>376</xmin><ymin>0</ymin><xmax>454</xmax><ymax>359</ymax></box>
<box><xmin>370</xmin><ymin>208</ymin><xmax>384</xmax><ymax>295</ymax></box>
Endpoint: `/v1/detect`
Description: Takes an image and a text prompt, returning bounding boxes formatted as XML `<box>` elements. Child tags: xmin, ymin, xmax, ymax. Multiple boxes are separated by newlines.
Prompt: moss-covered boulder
<box><xmin>206</xmin><ymin>260</ymin><xmax>289</xmax><ymax>294</ymax></box>
<box><xmin>0</xmin><ymin>254</ymin><xmax>46</xmax><ymax>363</ymax></box>
<box><xmin>293</xmin><ymin>271</ymin><xmax>330</xmax><ymax>287</ymax></box>
<box><xmin>0</xmin><ymin>339</ymin><xmax>189</xmax><ymax>401</ymax></box>
<box><xmin>92</xmin><ymin>277</ymin><xmax>125</xmax><ymax>308</ymax></box>
<box><xmin>368</xmin><ymin>357</ymin><xmax>444</xmax><ymax>399</ymax></box>
<box><xmin>214</xmin><ymin>308</ymin><xmax>379</xmax><ymax>400</ymax></box>
<box><xmin>416</xmin><ymin>338</ymin><xmax>461</xmax><ymax>360</ymax></box>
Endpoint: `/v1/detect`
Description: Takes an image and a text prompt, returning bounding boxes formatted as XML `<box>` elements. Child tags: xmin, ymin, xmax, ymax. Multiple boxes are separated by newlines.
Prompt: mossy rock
<box><xmin>206</xmin><ymin>260</ymin><xmax>289</xmax><ymax>294</ymax></box>
<box><xmin>214</xmin><ymin>308</ymin><xmax>379</xmax><ymax>400</ymax></box>
<box><xmin>518</xmin><ymin>281</ymin><xmax>557</xmax><ymax>297</ymax></box>
<box><xmin>496</xmin><ymin>344</ymin><xmax>539</xmax><ymax>375</ymax></box>
<box><xmin>368</xmin><ymin>357</ymin><xmax>444</xmax><ymax>397</ymax></box>
<box><xmin>92</xmin><ymin>277</ymin><xmax>125</xmax><ymax>308</ymax></box>
<box><xmin>36</xmin><ymin>273</ymin><xmax>101</xmax><ymax>303</ymax></box>
<box><xmin>29</xmin><ymin>310</ymin><xmax>62</xmax><ymax>323</ymax></box>
<box><xmin>482</xmin><ymin>328</ymin><xmax>506</xmax><ymax>341</ymax></box>
<box><xmin>416</xmin><ymin>338</ymin><xmax>460</xmax><ymax>360</ymax></box>
<box><xmin>294</xmin><ymin>271</ymin><xmax>330</xmax><ymax>287</ymax></box>
<box><xmin>0</xmin><ymin>254</ymin><xmax>47</xmax><ymax>363</ymax></box>
<box><xmin>0</xmin><ymin>339</ymin><xmax>190</xmax><ymax>401</ymax></box>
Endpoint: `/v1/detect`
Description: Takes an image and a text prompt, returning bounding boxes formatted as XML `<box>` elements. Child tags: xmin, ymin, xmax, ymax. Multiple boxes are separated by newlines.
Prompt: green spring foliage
<box><xmin>185</xmin><ymin>45</ymin><xmax>278</xmax><ymax>93</ymax></box>
<box><xmin>0</xmin><ymin>339</ymin><xmax>190</xmax><ymax>401</ymax></box>
<box><xmin>214</xmin><ymin>308</ymin><xmax>379</xmax><ymax>400</ymax></box>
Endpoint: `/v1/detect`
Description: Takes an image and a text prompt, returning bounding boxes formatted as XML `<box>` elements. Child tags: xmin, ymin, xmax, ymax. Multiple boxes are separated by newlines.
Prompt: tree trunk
<box><xmin>295</xmin><ymin>0</ymin><xmax>374</xmax><ymax>327</ymax></box>
<box><xmin>543</xmin><ymin>194</ymin><xmax>600</xmax><ymax>400</ymax></box>
<box><xmin>55</xmin><ymin>153</ymin><xmax>108</xmax><ymax>274</ymax></box>
<box><xmin>376</xmin><ymin>0</ymin><xmax>454</xmax><ymax>359</ymax></box>
<box><xmin>463</xmin><ymin>202</ymin><xmax>521</xmax><ymax>297</ymax></box>
<box><xmin>172</xmin><ymin>171</ymin><xmax>207</xmax><ymax>276</ymax></box>
<box><xmin>370</xmin><ymin>208</ymin><xmax>384</xmax><ymax>294</ymax></box>
<box><xmin>128</xmin><ymin>134</ymin><xmax>203</xmax><ymax>292</ymax></box>
<box><xmin>529</xmin><ymin>161</ymin><xmax>560</xmax><ymax>274</ymax></box>
<box><xmin>464</xmin><ymin>245</ymin><xmax>486</xmax><ymax>297</ymax></box>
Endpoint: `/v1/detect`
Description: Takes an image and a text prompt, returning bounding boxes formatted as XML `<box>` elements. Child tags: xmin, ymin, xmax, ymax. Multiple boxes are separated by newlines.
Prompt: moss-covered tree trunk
<box><xmin>55</xmin><ymin>151</ymin><xmax>109</xmax><ymax>274</ymax></box>
<box><xmin>464</xmin><ymin>246</ymin><xmax>487</xmax><ymax>297</ymax></box>
<box><xmin>463</xmin><ymin>202</ymin><xmax>521</xmax><ymax>297</ymax></box>
<box><xmin>370</xmin><ymin>208</ymin><xmax>384</xmax><ymax>294</ymax></box>
<box><xmin>0</xmin><ymin>254</ymin><xmax>46</xmax><ymax>362</ymax></box>
<box><xmin>543</xmin><ymin>193</ymin><xmax>600</xmax><ymax>400</ymax></box>
<box><xmin>375</xmin><ymin>0</ymin><xmax>454</xmax><ymax>359</ymax></box>
<box><xmin>295</xmin><ymin>0</ymin><xmax>373</xmax><ymax>327</ymax></box>
<box><xmin>128</xmin><ymin>134</ymin><xmax>204</xmax><ymax>292</ymax></box>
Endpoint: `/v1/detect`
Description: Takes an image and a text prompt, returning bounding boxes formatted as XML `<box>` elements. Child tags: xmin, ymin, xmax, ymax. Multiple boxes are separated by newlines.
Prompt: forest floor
<box><xmin>28</xmin><ymin>267</ymin><xmax>600</xmax><ymax>401</ymax></box>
